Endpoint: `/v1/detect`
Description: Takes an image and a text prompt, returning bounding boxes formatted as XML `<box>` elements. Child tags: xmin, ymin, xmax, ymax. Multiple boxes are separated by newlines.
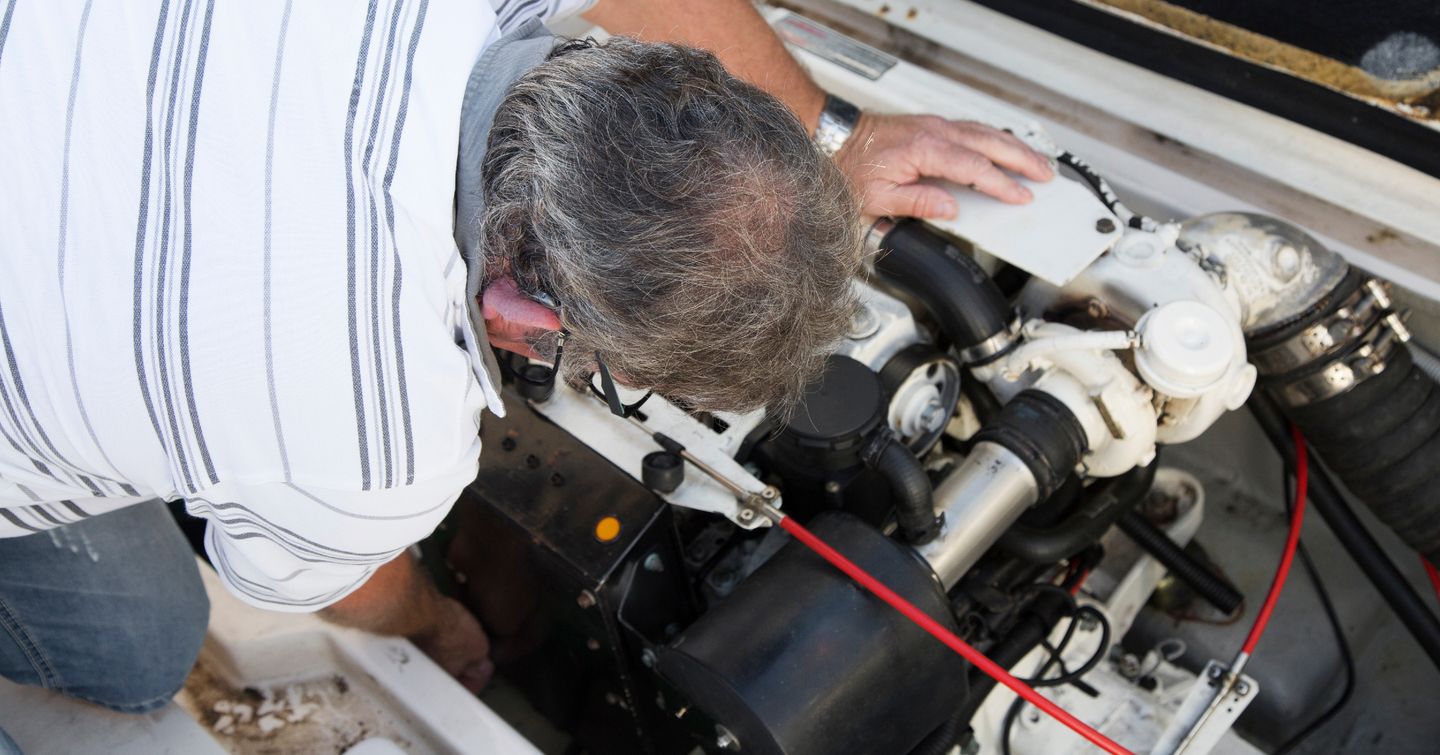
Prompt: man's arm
<box><xmin>323</xmin><ymin>552</ymin><xmax>495</xmax><ymax>693</ymax></box>
<box><xmin>582</xmin><ymin>0</ymin><xmax>1054</xmax><ymax>220</ymax></box>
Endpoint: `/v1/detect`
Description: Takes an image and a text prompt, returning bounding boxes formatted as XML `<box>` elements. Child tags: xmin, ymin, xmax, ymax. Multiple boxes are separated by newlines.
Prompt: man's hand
<box><xmin>835</xmin><ymin>113</ymin><xmax>1055</xmax><ymax>222</ymax></box>
<box><xmin>322</xmin><ymin>553</ymin><xmax>494</xmax><ymax>694</ymax></box>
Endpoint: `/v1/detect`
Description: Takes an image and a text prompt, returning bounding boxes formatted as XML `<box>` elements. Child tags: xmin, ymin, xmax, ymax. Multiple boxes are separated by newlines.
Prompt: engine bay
<box><xmin>425</xmin><ymin>10</ymin><xmax>1440</xmax><ymax>755</ymax></box>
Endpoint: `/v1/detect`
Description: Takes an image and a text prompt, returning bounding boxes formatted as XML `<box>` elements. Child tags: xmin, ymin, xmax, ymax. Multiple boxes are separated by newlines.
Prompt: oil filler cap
<box><xmin>1136</xmin><ymin>300</ymin><xmax>1235</xmax><ymax>399</ymax></box>
<box><xmin>776</xmin><ymin>355</ymin><xmax>884</xmax><ymax>468</ymax></box>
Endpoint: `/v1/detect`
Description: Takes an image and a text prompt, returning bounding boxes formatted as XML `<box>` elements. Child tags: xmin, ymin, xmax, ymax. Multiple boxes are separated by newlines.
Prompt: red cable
<box><xmin>1423</xmin><ymin>558</ymin><xmax>1440</xmax><ymax>605</ymax></box>
<box><xmin>776</xmin><ymin>514</ymin><xmax>1132</xmax><ymax>755</ymax></box>
<box><xmin>1239</xmin><ymin>424</ymin><xmax>1309</xmax><ymax>657</ymax></box>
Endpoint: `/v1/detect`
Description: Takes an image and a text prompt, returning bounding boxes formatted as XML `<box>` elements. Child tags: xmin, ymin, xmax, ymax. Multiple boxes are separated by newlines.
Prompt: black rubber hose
<box><xmin>874</xmin><ymin>219</ymin><xmax>1012</xmax><ymax>357</ymax></box>
<box><xmin>999</xmin><ymin>461</ymin><xmax>1157</xmax><ymax>563</ymax></box>
<box><xmin>1117</xmin><ymin>510</ymin><xmax>1244</xmax><ymax>615</ymax></box>
<box><xmin>1280</xmin><ymin>346</ymin><xmax>1440</xmax><ymax>564</ymax></box>
<box><xmin>1251</xmin><ymin>395</ymin><xmax>1440</xmax><ymax>671</ymax></box>
<box><xmin>974</xmin><ymin>390</ymin><xmax>1089</xmax><ymax>501</ymax></box>
<box><xmin>864</xmin><ymin>432</ymin><xmax>940</xmax><ymax>545</ymax></box>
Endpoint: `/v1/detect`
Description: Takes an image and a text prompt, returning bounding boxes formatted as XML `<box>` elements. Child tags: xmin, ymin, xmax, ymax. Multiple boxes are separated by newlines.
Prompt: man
<box><xmin>0</xmin><ymin>0</ymin><xmax>1052</xmax><ymax>742</ymax></box>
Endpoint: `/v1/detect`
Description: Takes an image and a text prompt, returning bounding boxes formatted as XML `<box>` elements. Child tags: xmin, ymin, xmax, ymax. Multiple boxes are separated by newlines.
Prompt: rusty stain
<box><xmin>906</xmin><ymin>7</ymin><xmax>918</xmax><ymax>20</ymax></box>
<box><xmin>1084</xmin><ymin>0</ymin><xmax>1439</xmax><ymax>124</ymax></box>
<box><xmin>878</xmin><ymin>3</ymin><xmax>890</xmax><ymax>15</ymax></box>
<box><xmin>1367</xmin><ymin>228</ymin><xmax>1401</xmax><ymax>244</ymax></box>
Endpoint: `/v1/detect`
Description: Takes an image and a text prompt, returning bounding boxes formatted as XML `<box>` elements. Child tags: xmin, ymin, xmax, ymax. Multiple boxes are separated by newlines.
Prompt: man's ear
<box><xmin>480</xmin><ymin>276</ymin><xmax>563</xmax><ymax>360</ymax></box>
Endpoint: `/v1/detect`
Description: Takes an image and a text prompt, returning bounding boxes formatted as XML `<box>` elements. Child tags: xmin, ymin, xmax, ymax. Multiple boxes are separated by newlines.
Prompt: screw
<box><xmin>1096</xmin><ymin>217</ymin><xmax>1117</xmax><ymax>234</ymax></box>
<box><xmin>1086</xmin><ymin>297</ymin><xmax>1109</xmax><ymax>319</ymax></box>
<box><xmin>641</xmin><ymin>649</ymin><xmax>657</xmax><ymax>668</ymax></box>
<box><xmin>737</xmin><ymin>508</ymin><xmax>755</xmax><ymax>522</ymax></box>
<box><xmin>500</xmin><ymin>437</ymin><xmax>516</xmax><ymax>452</ymax></box>
<box><xmin>675</xmin><ymin>706</ymin><xmax>689</xmax><ymax>719</ymax></box>
<box><xmin>586</xmin><ymin>638</ymin><xmax>600</xmax><ymax>651</ymax></box>
<box><xmin>716</xmin><ymin>728</ymin><xmax>739</xmax><ymax>750</ymax></box>
<box><xmin>825</xmin><ymin>481</ymin><xmax>842</xmax><ymax>494</ymax></box>
<box><xmin>1235</xmin><ymin>681</ymin><xmax>1251</xmax><ymax>696</ymax></box>
<box><xmin>550</xmin><ymin>472</ymin><xmax>565</xmax><ymax>487</ymax></box>
<box><xmin>1209</xmin><ymin>666</ymin><xmax>1224</xmax><ymax>680</ymax></box>
<box><xmin>643</xmin><ymin>553</ymin><xmax>665</xmax><ymax>573</ymax></box>
<box><xmin>524</xmin><ymin>454</ymin><xmax>541</xmax><ymax>469</ymax></box>
<box><xmin>576</xmin><ymin>590</ymin><xmax>597</xmax><ymax>609</ymax></box>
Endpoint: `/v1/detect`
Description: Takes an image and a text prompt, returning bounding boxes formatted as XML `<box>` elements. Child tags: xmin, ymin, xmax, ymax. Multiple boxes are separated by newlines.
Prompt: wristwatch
<box><xmin>813</xmin><ymin>93</ymin><xmax>861</xmax><ymax>157</ymax></box>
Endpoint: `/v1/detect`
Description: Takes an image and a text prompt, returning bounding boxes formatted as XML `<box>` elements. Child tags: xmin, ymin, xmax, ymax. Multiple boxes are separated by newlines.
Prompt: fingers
<box><xmin>866</xmin><ymin>182</ymin><xmax>959</xmax><ymax>220</ymax></box>
<box><xmin>945</xmin><ymin>121</ymin><xmax>1054</xmax><ymax>182</ymax></box>
<box><xmin>909</xmin><ymin>133</ymin><xmax>1032</xmax><ymax>204</ymax></box>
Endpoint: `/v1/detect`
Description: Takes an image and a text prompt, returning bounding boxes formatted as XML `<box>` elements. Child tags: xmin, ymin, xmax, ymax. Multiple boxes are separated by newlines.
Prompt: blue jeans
<box><xmin>0</xmin><ymin>500</ymin><xmax>209</xmax><ymax>751</ymax></box>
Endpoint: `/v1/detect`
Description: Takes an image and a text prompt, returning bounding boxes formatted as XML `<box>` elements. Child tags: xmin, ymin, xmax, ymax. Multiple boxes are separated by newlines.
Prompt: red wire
<box><xmin>1239</xmin><ymin>424</ymin><xmax>1309</xmax><ymax>656</ymax></box>
<box><xmin>1423</xmin><ymin>558</ymin><xmax>1440</xmax><ymax>605</ymax></box>
<box><xmin>776</xmin><ymin>515</ymin><xmax>1132</xmax><ymax>755</ymax></box>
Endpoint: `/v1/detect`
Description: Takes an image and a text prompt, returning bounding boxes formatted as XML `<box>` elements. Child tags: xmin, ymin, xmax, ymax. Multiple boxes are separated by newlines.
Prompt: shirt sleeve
<box><xmin>186</xmin><ymin>454</ymin><xmax>479</xmax><ymax>613</ymax></box>
<box><xmin>489</xmin><ymin>0</ymin><xmax>597</xmax><ymax>34</ymax></box>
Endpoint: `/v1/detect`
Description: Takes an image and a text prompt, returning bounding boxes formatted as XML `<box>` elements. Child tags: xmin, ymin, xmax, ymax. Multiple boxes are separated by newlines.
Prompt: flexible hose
<box><xmin>873</xmin><ymin>219</ymin><xmax>1013</xmax><ymax>356</ymax></box>
<box><xmin>768</xmin><ymin>510</ymin><xmax>1133</xmax><ymax>755</ymax></box>
<box><xmin>864</xmin><ymin>433</ymin><xmax>940</xmax><ymax>544</ymax></box>
<box><xmin>1118</xmin><ymin>510</ymin><xmax>1244</xmax><ymax>615</ymax></box>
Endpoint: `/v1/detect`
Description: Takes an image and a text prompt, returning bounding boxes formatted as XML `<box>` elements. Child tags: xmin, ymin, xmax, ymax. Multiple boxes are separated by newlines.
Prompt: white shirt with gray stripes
<box><xmin>0</xmin><ymin>0</ymin><xmax>589</xmax><ymax>611</ymax></box>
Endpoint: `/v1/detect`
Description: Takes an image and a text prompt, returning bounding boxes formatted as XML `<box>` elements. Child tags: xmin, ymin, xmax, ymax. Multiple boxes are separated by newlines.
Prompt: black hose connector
<box><xmin>1118</xmin><ymin>510</ymin><xmax>1244</xmax><ymax>615</ymax></box>
<box><xmin>1251</xmin><ymin>396</ymin><xmax>1440</xmax><ymax>672</ymax></box>
<box><xmin>863</xmin><ymin>430</ymin><xmax>940</xmax><ymax>545</ymax></box>
<box><xmin>874</xmin><ymin>219</ymin><xmax>1013</xmax><ymax>360</ymax></box>
<box><xmin>999</xmin><ymin>461</ymin><xmax>1157</xmax><ymax>563</ymax></box>
<box><xmin>974</xmin><ymin>390</ymin><xmax>1088</xmax><ymax>500</ymax></box>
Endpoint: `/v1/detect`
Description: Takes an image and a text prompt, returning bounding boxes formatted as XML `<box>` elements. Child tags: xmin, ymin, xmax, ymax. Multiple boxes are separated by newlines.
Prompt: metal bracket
<box><xmin>1150</xmin><ymin>659</ymin><xmax>1258</xmax><ymax>754</ymax></box>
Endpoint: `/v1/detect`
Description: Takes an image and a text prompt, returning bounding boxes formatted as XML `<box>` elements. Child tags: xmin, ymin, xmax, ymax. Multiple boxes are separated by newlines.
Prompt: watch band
<box><xmin>813</xmin><ymin>93</ymin><xmax>860</xmax><ymax>157</ymax></box>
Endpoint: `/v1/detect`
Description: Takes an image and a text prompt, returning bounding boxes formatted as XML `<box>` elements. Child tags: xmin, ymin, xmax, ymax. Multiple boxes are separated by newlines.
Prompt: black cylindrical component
<box><xmin>863</xmin><ymin>432</ymin><xmax>940</xmax><ymax>545</ymax></box>
<box><xmin>1251</xmin><ymin>396</ymin><xmax>1440</xmax><ymax>671</ymax></box>
<box><xmin>641</xmin><ymin>451</ymin><xmax>683</xmax><ymax>494</ymax></box>
<box><xmin>774</xmin><ymin>355</ymin><xmax>885</xmax><ymax>471</ymax></box>
<box><xmin>999</xmin><ymin>461</ymin><xmax>1157</xmax><ymax>563</ymax></box>
<box><xmin>874</xmin><ymin>219</ymin><xmax>1012</xmax><ymax>358</ymax></box>
<box><xmin>657</xmin><ymin>512</ymin><xmax>968</xmax><ymax>755</ymax></box>
<box><xmin>1118</xmin><ymin>509</ymin><xmax>1243</xmax><ymax>615</ymax></box>
<box><xmin>974</xmin><ymin>390</ymin><xmax>1088</xmax><ymax>500</ymax></box>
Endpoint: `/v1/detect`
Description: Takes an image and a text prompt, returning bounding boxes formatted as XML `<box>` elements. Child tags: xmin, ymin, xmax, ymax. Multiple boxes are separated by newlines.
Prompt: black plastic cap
<box><xmin>642</xmin><ymin>451</ymin><xmax>684</xmax><ymax>494</ymax></box>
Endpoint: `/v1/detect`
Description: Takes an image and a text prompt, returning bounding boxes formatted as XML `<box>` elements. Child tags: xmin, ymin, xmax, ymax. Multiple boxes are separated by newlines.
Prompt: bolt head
<box><xmin>576</xmin><ymin>590</ymin><xmax>597</xmax><ymax>609</ymax></box>
<box><xmin>1096</xmin><ymin>217</ymin><xmax>1117</xmax><ymax>234</ymax></box>
<box><xmin>643</xmin><ymin>553</ymin><xmax>665</xmax><ymax>573</ymax></box>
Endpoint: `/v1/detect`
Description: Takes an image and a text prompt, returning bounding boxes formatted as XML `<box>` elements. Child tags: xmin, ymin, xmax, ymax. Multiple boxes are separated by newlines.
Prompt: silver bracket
<box><xmin>1150</xmin><ymin>660</ymin><xmax>1258</xmax><ymax>755</ymax></box>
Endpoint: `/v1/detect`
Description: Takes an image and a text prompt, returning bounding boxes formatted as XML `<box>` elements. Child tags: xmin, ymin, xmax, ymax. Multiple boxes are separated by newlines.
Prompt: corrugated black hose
<box><xmin>863</xmin><ymin>430</ymin><xmax>940</xmax><ymax>545</ymax></box>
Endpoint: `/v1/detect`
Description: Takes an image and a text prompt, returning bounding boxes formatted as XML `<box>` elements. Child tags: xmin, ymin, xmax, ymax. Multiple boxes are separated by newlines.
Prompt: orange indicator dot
<box><xmin>594</xmin><ymin>516</ymin><xmax>622</xmax><ymax>543</ymax></box>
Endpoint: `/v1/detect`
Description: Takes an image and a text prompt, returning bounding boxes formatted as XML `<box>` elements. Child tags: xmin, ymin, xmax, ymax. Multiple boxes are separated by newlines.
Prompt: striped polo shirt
<box><xmin>0</xmin><ymin>0</ymin><xmax>587</xmax><ymax>611</ymax></box>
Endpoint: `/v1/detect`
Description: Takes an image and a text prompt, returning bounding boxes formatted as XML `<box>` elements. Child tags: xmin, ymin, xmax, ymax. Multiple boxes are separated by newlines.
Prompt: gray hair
<box><xmin>479</xmin><ymin>37</ymin><xmax>863</xmax><ymax>413</ymax></box>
